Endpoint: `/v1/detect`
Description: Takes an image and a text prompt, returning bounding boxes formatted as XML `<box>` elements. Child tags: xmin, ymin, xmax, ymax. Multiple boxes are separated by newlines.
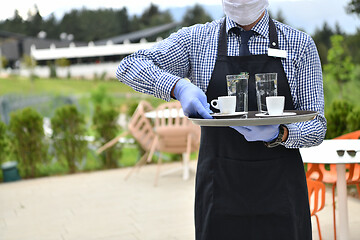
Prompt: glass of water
<box><xmin>226</xmin><ymin>73</ymin><xmax>249</xmax><ymax>112</ymax></box>
<box><xmin>255</xmin><ymin>73</ymin><xmax>278</xmax><ymax>113</ymax></box>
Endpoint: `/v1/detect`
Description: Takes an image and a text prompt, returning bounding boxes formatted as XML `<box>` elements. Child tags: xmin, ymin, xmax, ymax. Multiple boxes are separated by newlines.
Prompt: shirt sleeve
<box><xmin>282</xmin><ymin>37</ymin><xmax>327</xmax><ymax>149</ymax></box>
<box><xmin>115</xmin><ymin>27</ymin><xmax>192</xmax><ymax>102</ymax></box>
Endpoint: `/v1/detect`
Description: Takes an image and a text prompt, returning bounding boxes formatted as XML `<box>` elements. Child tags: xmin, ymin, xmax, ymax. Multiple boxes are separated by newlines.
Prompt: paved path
<box><xmin>1</xmin><ymin>161</ymin><xmax>360</xmax><ymax>240</ymax></box>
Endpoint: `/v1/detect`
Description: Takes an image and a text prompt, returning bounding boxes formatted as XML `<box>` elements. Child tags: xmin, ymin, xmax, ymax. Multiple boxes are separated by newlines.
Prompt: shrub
<box><xmin>346</xmin><ymin>106</ymin><xmax>360</xmax><ymax>133</ymax></box>
<box><xmin>93</xmin><ymin>105</ymin><xmax>122</xmax><ymax>169</ymax></box>
<box><xmin>51</xmin><ymin>105</ymin><xmax>88</xmax><ymax>173</ymax></box>
<box><xmin>55</xmin><ymin>58</ymin><xmax>70</xmax><ymax>67</ymax></box>
<box><xmin>9</xmin><ymin>108</ymin><xmax>47</xmax><ymax>178</ymax></box>
<box><xmin>325</xmin><ymin>100</ymin><xmax>353</xmax><ymax>138</ymax></box>
<box><xmin>90</xmin><ymin>85</ymin><xmax>113</xmax><ymax>107</ymax></box>
<box><xmin>1</xmin><ymin>56</ymin><xmax>8</xmax><ymax>69</ymax></box>
<box><xmin>0</xmin><ymin>119</ymin><xmax>10</xmax><ymax>164</ymax></box>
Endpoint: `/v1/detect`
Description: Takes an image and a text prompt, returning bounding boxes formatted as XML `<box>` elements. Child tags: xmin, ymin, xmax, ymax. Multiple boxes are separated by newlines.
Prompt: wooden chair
<box><xmin>97</xmin><ymin>100</ymin><xmax>200</xmax><ymax>186</ymax></box>
<box><xmin>305</xmin><ymin>130</ymin><xmax>360</xmax><ymax>240</ymax></box>
<box><xmin>124</xmin><ymin>100</ymin><xmax>157</xmax><ymax>179</ymax></box>
<box><xmin>96</xmin><ymin>100</ymin><xmax>157</xmax><ymax>179</ymax></box>
<box><xmin>150</xmin><ymin>101</ymin><xmax>201</xmax><ymax>186</ymax></box>
<box><xmin>307</xmin><ymin>178</ymin><xmax>326</xmax><ymax>240</ymax></box>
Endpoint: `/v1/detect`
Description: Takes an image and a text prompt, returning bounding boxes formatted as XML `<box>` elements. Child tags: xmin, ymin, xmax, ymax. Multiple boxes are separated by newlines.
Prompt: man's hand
<box><xmin>173</xmin><ymin>78</ymin><xmax>212</xmax><ymax>119</ymax></box>
<box><xmin>230</xmin><ymin>125</ymin><xmax>280</xmax><ymax>142</ymax></box>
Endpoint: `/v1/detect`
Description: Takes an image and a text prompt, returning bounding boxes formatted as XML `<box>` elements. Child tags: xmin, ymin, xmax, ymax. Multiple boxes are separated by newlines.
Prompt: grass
<box><xmin>0</xmin><ymin>76</ymin><xmax>135</xmax><ymax>96</ymax></box>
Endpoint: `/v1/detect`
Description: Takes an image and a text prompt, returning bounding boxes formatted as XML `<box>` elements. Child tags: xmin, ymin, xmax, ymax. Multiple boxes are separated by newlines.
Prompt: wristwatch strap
<box><xmin>264</xmin><ymin>124</ymin><xmax>285</xmax><ymax>148</ymax></box>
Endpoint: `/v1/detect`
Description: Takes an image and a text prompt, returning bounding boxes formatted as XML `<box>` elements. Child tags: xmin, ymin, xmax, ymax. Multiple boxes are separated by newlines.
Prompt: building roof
<box><xmin>94</xmin><ymin>22</ymin><xmax>181</xmax><ymax>45</ymax></box>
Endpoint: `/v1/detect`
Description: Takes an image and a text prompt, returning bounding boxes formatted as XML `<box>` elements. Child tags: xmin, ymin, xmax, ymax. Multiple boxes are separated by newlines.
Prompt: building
<box><xmin>0</xmin><ymin>22</ymin><xmax>181</xmax><ymax>79</ymax></box>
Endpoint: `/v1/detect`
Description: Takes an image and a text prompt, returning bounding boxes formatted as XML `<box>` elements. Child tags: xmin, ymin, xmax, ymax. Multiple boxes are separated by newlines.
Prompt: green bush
<box><xmin>9</xmin><ymin>108</ymin><xmax>47</xmax><ymax>178</ymax></box>
<box><xmin>0</xmin><ymin>119</ymin><xmax>10</xmax><ymax>164</ymax></box>
<box><xmin>51</xmin><ymin>105</ymin><xmax>88</xmax><ymax>173</ymax></box>
<box><xmin>325</xmin><ymin>99</ymin><xmax>360</xmax><ymax>138</ymax></box>
<box><xmin>90</xmin><ymin>85</ymin><xmax>114</xmax><ymax>107</ymax></box>
<box><xmin>93</xmin><ymin>105</ymin><xmax>122</xmax><ymax>169</ymax></box>
<box><xmin>346</xmin><ymin>106</ymin><xmax>360</xmax><ymax>133</ymax></box>
<box><xmin>1</xmin><ymin>56</ymin><xmax>8</xmax><ymax>69</ymax></box>
<box><xmin>325</xmin><ymin>99</ymin><xmax>353</xmax><ymax>139</ymax></box>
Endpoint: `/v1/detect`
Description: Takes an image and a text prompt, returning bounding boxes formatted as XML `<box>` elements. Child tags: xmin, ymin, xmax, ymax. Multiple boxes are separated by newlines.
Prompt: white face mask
<box><xmin>222</xmin><ymin>0</ymin><xmax>269</xmax><ymax>26</ymax></box>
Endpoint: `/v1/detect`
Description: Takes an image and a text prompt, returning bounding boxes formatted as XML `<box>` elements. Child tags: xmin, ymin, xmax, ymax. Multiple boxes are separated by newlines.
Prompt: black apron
<box><xmin>194</xmin><ymin>18</ymin><xmax>311</xmax><ymax>240</ymax></box>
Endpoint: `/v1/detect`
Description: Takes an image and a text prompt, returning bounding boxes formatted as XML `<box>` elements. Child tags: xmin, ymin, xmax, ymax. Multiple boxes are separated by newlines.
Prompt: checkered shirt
<box><xmin>116</xmin><ymin>10</ymin><xmax>326</xmax><ymax>148</ymax></box>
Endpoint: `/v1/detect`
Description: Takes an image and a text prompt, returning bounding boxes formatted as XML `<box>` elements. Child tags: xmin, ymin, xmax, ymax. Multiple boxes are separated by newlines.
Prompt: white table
<box><xmin>300</xmin><ymin>139</ymin><xmax>360</xmax><ymax>240</ymax></box>
<box><xmin>144</xmin><ymin>108</ymin><xmax>185</xmax><ymax>119</ymax></box>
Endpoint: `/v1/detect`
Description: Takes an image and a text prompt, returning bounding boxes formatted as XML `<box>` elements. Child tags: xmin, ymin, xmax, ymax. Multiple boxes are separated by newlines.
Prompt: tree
<box><xmin>116</xmin><ymin>7</ymin><xmax>131</xmax><ymax>34</ymax></box>
<box><xmin>58</xmin><ymin>8</ymin><xmax>133</xmax><ymax>42</ymax></box>
<box><xmin>139</xmin><ymin>4</ymin><xmax>173</xmax><ymax>29</ymax></box>
<box><xmin>42</xmin><ymin>13</ymin><xmax>59</xmax><ymax>39</ymax></box>
<box><xmin>312</xmin><ymin>22</ymin><xmax>335</xmax><ymax>65</ymax></box>
<box><xmin>274</xmin><ymin>9</ymin><xmax>286</xmax><ymax>24</ymax></box>
<box><xmin>324</xmin><ymin>35</ymin><xmax>354</xmax><ymax>98</ymax></box>
<box><xmin>93</xmin><ymin>105</ymin><xmax>122</xmax><ymax>169</ymax></box>
<box><xmin>313</xmin><ymin>22</ymin><xmax>334</xmax><ymax>49</ymax></box>
<box><xmin>25</xmin><ymin>5</ymin><xmax>43</xmax><ymax>36</ymax></box>
<box><xmin>182</xmin><ymin>4</ymin><xmax>213</xmax><ymax>27</ymax></box>
<box><xmin>346</xmin><ymin>0</ymin><xmax>360</xmax><ymax>16</ymax></box>
<box><xmin>0</xmin><ymin>10</ymin><xmax>25</xmax><ymax>34</ymax></box>
<box><xmin>51</xmin><ymin>105</ymin><xmax>88</xmax><ymax>173</ymax></box>
<box><xmin>9</xmin><ymin>108</ymin><xmax>47</xmax><ymax>178</ymax></box>
<box><xmin>345</xmin><ymin>30</ymin><xmax>360</xmax><ymax>65</ymax></box>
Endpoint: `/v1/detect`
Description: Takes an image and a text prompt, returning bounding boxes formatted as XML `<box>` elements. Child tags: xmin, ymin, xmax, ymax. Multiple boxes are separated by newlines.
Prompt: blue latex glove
<box><xmin>173</xmin><ymin>78</ymin><xmax>213</xmax><ymax>119</ymax></box>
<box><xmin>230</xmin><ymin>125</ymin><xmax>280</xmax><ymax>142</ymax></box>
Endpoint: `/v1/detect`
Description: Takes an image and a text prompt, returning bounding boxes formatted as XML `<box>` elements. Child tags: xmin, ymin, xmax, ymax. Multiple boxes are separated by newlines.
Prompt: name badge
<box><xmin>268</xmin><ymin>48</ymin><xmax>287</xmax><ymax>58</ymax></box>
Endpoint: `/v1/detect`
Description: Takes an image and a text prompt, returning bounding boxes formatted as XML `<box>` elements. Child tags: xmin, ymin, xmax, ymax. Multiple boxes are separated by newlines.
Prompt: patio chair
<box><xmin>124</xmin><ymin>100</ymin><xmax>157</xmax><ymax>180</ymax></box>
<box><xmin>150</xmin><ymin>101</ymin><xmax>201</xmax><ymax>186</ymax></box>
<box><xmin>305</xmin><ymin>130</ymin><xmax>360</xmax><ymax>240</ymax></box>
<box><xmin>96</xmin><ymin>100</ymin><xmax>157</xmax><ymax>179</ymax></box>
<box><xmin>307</xmin><ymin>178</ymin><xmax>326</xmax><ymax>240</ymax></box>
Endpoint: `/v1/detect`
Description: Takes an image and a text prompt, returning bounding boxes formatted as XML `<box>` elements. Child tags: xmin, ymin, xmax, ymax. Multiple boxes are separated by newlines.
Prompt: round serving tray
<box><xmin>188</xmin><ymin>110</ymin><xmax>318</xmax><ymax>127</ymax></box>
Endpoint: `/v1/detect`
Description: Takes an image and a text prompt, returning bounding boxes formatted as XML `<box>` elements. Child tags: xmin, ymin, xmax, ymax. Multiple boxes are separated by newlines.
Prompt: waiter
<box><xmin>116</xmin><ymin>0</ymin><xmax>327</xmax><ymax>239</ymax></box>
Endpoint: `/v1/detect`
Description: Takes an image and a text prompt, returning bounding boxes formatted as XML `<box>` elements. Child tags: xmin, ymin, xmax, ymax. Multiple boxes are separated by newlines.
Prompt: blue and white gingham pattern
<box><xmin>116</xmin><ymin>10</ymin><xmax>326</xmax><ymax>149</ymax></box>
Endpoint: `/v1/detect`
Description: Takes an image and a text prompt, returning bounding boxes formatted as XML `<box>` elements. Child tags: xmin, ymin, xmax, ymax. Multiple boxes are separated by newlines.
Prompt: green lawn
<box><xmin>0</xmin><ymin>76</ymin><xmax>136</xmax><ymax>95</ymax></box>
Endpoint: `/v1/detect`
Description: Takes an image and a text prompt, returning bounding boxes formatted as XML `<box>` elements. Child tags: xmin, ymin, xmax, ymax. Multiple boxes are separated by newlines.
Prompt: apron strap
<box><xmin>268</xmin><ymin>17</ymin><xmax>279</xmax><ymax>49</ymax></box>
<box><xmin>217</xmin><ymin>19</ymin><xmax>228</xmax><ymax>56</ymax></box>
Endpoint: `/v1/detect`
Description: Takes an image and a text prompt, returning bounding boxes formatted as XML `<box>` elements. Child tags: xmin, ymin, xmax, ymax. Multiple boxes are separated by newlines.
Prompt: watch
<box><xmin>264</xmin><ymin>124</ymin><xmax>286</xmax><ymax>148</ymax></box>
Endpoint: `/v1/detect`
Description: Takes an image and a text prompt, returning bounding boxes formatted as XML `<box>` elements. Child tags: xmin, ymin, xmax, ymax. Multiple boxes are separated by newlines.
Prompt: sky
<box><xmin>1</xmin><ymin>0</ymin><xmax>359</xmax><ymax>35</ymax></box>
<box><xmin>0</xmin><ymin>0</ymin><xmax>221</xmax><ymax>20</ymax></box>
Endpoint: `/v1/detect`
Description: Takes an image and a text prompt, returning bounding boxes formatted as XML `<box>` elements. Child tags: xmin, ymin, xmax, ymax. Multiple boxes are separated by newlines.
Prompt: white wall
<box><xmin>19</xmin><ymin>62</ymin><xmax>120</xmax><ymax>79</ymax></box>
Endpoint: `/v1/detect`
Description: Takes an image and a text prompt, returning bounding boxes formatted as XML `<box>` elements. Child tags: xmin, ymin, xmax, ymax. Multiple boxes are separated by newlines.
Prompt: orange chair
<box><xmin>307</xmin><ymin>178</ymin><xmax>326</xmax><ymax>240</ymax></box>
<box><xmin>305</xmin><ymin>130</ymin><xmax>360</xmax><ymax>240</ymax></box>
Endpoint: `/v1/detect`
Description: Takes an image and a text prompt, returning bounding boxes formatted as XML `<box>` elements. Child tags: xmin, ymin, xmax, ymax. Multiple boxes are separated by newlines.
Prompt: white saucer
<box><xmin>211</xmin><ymin>112</ymin><xmax>248</xmax><ymax>119</ymax></box>
<box><xmin>255</xmin><ymin>112</ymin><xmax>297</xmax><ymax>117</ymax></box>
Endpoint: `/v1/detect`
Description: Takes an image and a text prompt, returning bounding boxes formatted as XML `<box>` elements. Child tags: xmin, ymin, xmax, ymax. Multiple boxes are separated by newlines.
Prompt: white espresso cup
<box><xmin>210</xmin><ymin>96</ymin><xmax>236</xmax><ymax>114</ymax></box>
<box><xmin>266</xmin><ymin>96</ymin><xmax>285</xmax><ymax>115</ymax></box>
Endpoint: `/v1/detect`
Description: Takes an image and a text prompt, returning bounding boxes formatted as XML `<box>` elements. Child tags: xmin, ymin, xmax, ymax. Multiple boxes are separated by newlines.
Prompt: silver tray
<box><xmin>189</xmin><ymin>110</ymin><xmax>318</xmax><ymax>126</ymax></box>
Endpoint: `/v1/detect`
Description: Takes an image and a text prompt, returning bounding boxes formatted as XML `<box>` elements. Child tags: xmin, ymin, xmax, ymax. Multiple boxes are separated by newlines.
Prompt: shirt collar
<box><xmin>226</xmin><ymin>10</ymin><xmax>270</xmax><ymax>39</ymax></box>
